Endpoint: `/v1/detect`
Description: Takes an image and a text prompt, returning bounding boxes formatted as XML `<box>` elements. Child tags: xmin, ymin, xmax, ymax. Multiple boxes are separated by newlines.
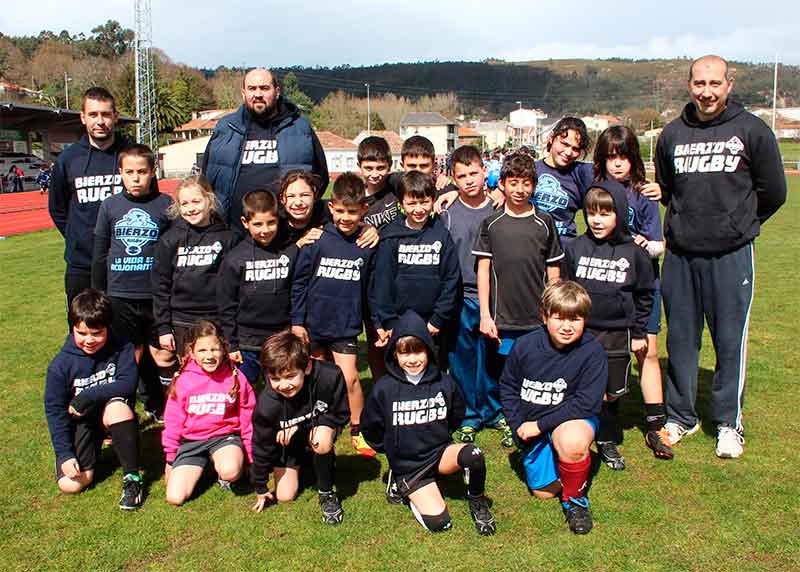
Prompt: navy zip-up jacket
<box><xmin>499</xmin><ymin>326</ymin><xmax>606</xmax><ymax>445</ymax></box>
<box><xmin>48</xmin><ymin>134</ymin><xmax>131</xmax><ymax>272</ymax></box>
<box><xmin>151</xmin><ymin>216</ymin><xmax>235</xmax><ymax>335</ymax></box>
<box><xmin>291</xmin><ymin>223</ymin><xmax>375</xmax><ymax>340</ymax></box>
<box><xmin>217</xmin><ymin>237</ymin><xmax>298</xmax><ymax>353</ymax></box>
<box><xmin>44</xmin><ymin>335</ymin><xmax>137</xmax><ymax>465</ymax></box>
<box><xmin>361</xmin><ymin>311</ymin><xmax>466</xmax><ymax>476</ymax></box>
<box><xmin>564</xmin><ymin>179</ymin><xmax>655</xmax><ymax>339</ymax></box>
<box><xmin>373</xmin><ymin>215</ymin><xmax>461</xmax><ymax>330</ymax></box>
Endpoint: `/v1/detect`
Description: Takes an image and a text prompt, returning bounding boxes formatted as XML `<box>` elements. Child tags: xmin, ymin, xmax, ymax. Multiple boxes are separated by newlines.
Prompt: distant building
<box><xmin>158</xmin><ymin>136</ymin><xmax>210</xmax><ymax>179</ymax></box>
<box><xmin>352</xmin><ymin>130</ymin><xmax>403</xmax><ymax>170</ymax></box>
<box><xmin>509</xmin><ymin>108</ymin><xmax>548</xmax><ymax>148</ymax></box>
<box><xmin>470</xmin><ymin>120</ymin><xmax>510</xmax><ymax>149</ymax></box>
<box><xmin>315</xmin><ymin>131</ymin><xmax>359</xmax><ymax>175</ymax></box>
<box><xmin>172</xmin><ymin>109</ymin><xmax>235</xmax><ymax>142</ymax></box>
<box><xmin>399</xmin><ymin>112</ymin><xmax>458</xmax><ymax>157</ymax></box>
<box><xmin>457</xmin><ymin>126</ymin><xmax>485</xmax><ymax>149</ymax></box>
<box><xmin>582</xmin><ymin>114</ymin><xmax>621</xmax><ymax>132</ymax></box>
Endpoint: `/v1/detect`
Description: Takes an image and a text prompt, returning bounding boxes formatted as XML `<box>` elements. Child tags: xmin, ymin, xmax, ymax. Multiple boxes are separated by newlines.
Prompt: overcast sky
<box><xmin>2</xmin><ymin>0</ymin><xmax>798</xmax><ymax>68</ymax></box>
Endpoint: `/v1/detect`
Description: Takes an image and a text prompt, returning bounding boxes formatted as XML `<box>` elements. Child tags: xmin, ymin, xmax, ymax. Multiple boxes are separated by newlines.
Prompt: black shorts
<box><xmin>392</xmin><ymin>446</ymin><xmax>448</xmax><ymax>497</ymax></box>
<box><xmin>172</xmin><ymin>434</ymin><xmax>244</xmax><ymax>469</ymax></box>
<box><xmin>110</xmin><ymin>297</ymin><xmax>159</xmax><ymax>347</ymax></box>
<box><xmin>274</xmin><ymin>424</ymin><xmax>343</xmax><ymax>469</ymax></box>
<box><xmin>589</xmin><ymin>328</ymin><xmax>631</xmax><ymax>399</ymax></box>
<box><xmin>311</xmin><ymin>337</ymin><xmax>359</xmax><ymax>356</ymax></box>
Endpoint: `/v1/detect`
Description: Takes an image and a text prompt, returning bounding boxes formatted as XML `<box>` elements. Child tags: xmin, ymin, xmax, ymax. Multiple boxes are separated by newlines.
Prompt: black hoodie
<box><xmin>564</xmin><ymin>179</ymin><xmax>654</xmax><ymax>339</ymax></box>
<box><xmin>250</xmin><ymin>360</ymin><xmax>349</xmax><ymax>494</ymax></box>
<box><xmin>656</xmin><ymin>100</ymin><xmax>786</xmax><ymax>255</ymax></box>
<box><xmin>361</xmin><ymin>311</ymin><xmax>466</xmax><ymax>476</ymax></box>
<box><xmin>151</xmin><ymin>216</ymin><xmax>235</xmax><ymax>335</ymax></box>
<box><xmin>48</xmin><ymin>134</ymin><xmax>131</xmax><ymax>272</ymax></box>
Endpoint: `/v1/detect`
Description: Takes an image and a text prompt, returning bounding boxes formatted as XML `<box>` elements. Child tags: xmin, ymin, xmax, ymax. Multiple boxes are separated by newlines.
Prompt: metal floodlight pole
<box><xmin>771</xmin><ymin>53</ymin><xmax>779</xmax><ymax>132</ymax></box>
<box><xmin>64</xmin><ymin>73</ymin><xmax>71</xmax><ymax>109</ymax></box>
<box><xmin>134</xmin><ymin>0</ymin><xmax>159</xmax><ymax>166</ymax></box>
<box><xmin>365</xmin><ymin>83</ymin><xmax>371</xmax><ymax>134</ymax></box>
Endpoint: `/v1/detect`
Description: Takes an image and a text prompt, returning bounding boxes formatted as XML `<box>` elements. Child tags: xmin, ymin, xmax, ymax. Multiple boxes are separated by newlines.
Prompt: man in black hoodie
<box><xmin>202</xmin><ymin>68</ymin><xmax>329</xmax><ymax>240</ymax></box>
<box><xmin>655</xmin><ymin>55</ymin><xmax>787</xmax><ymax>459</ymax></box>
<box><xmin>49</xmin><ymin>87</ymin><xmax>129</xmax><ymax>314</ymax></box>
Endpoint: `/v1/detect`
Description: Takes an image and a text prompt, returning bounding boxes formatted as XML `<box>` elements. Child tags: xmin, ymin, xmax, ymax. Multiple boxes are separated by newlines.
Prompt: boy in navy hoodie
<box><xmin>218</xmin><ymin>190</ymin><xmax>298</xmax><ymax>385</ymax></box>
<box><xmin>373</xmin><ymin>171</ymin><xmax>461</xmax><ymax>365</ymax></box>
<box><xmin>361</xmin><ymin>310</ymin><xmax>496</xmax><ymax>535</ymax></box>
<box><xmin>499</xmin><ymin>281</ymin><xmax>606</xmax><ymax>534</ymax></box>
<box><xmin>291</xmin><ymin>172</ymin><xmax>376</xmax><ymax>457</ymax></box>
<box><xmin>563</xmin><ymin>180</ymin><xmax>657</xmax><ymax>471</ymax></box>
<box><xmin>44</xmin><ymin>289</ymin><xmax>144</xmax><ymax>510</ymax></box>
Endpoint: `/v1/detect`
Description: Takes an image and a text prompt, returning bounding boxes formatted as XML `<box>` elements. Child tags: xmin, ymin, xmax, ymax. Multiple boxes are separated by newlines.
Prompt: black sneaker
<box><xmin>467</xmin><ymin>494</ymin><xmax>496</xmax><ymax>535</ymax></box>
<box><xmin>385</xmin><ymin>470</ymin><xmax>404</xmax><ymax>505</ymax></box>
<box><xmin>319</xmin><ymin>491</ymin><xmax>344</xmax><ymax>525</ymax></box>
<box><xmin>645</xmin><ymin>428</ymin><xmax>675</xmax><ymax>460</ymax></box>
<box><xmin>119</xmin><ymin>474</ymin><xmax>143</xmax><ymax>510</ymax></box>
<box><xmin>143</xmin><ymin>409</ymin><xmax>164</xmax><ymax>425</ymax></box>
<box><xmin>598</xmin><ymin>441</ymin><xmax>626</xmax><ymax>470</ymax></box>
<box><xmin>561</xmin><ymin>497</ymin><xmax>593</xmax><ymax>534</ymax></box>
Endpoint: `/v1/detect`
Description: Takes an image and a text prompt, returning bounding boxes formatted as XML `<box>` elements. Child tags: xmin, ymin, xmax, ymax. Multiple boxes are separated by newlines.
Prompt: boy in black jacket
<box><xmin>44</xmin><ymin>289</ymin><xmax>144</xmax><ymax>510</ymax></box>
<box><xmin>218</xmin><ymin>190</ymin><xmax>298</xmax><ymax>385</ymax></box>
<box><xmin>291</xmin><ymin>173</ymin><xmax>376</xmax><ymax>457</ymax></box>
<box><xmin>361</xmin><ymin>310</ymin><xmax>496</xmax><ymax>535</ymax></box>
<box><xmin>250</xmin><ymin>331</ymin><xmax>349</xmax><ymax>524</ymax></box>
<box><xmin>499</xmin><ymin>281</ymin><xmax>606</xmax><ymax>534</ymax></box>
<box><xmin>373</xmin><ymin>171</ymin><xmax>461</xmax><ymax>363</ymax></box>
<box><xmin>563</xmin><ymin>179</ymin><xmax>663</xmax><ymax>470</ymax></box>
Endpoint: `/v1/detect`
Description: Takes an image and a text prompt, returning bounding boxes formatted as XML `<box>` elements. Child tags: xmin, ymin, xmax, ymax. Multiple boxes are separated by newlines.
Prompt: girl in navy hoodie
<box><xmin>361</xmin><ymin>310</ymin><xmax>496</xmax><ymax>535</ymax></box>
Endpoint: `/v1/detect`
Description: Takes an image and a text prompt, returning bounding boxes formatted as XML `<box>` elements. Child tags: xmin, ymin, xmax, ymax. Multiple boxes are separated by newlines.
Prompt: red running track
<box><xmin>0</xmin><ymin>179</ymin><xmax>180</xmax><ymax>238</ymax></box>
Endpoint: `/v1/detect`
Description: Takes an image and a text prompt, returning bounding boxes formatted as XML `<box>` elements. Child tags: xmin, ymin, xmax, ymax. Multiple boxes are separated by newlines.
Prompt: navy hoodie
<box><xmin>44</xmin><ymin>334</ymin><xmax>138</xmax><ymax>465</ymax></box>
<box><xmin>49</xmin><ymin>134</ymin><xmax>131</xmax><ymax>272</ymax></box>
<box><xmin>291</xmin><ymin>222</ymin><xmax>375</xmax><ymax>340</ymax></box>
<box><xmin>151</xmin><ymin>216</ymin><xmax>235</xmax><ymax>335</ymax></box>
<box><xmin>656</xmin><ymin>100</ymin><xmax>786</xmax><ymax>255</ymax></box>
<box><xmin>373</xmin><ymin>215</ymin><xmax>461</xmax><ymax>330</ymax></box>
<box><xmin>564</xmin><ymin>179</ymin><xmax>655</xmax><ymax>339</ymax></box>
<box><xmin>250</xmin><ymin>360</ymin><xmax>349</xmax><ymax>494</ymax></box>
<box><xmin>499</xmin><ymin>326</ymin><xmax>606</xmax><ymax>446</ymax></box>
<box><xmin>361</xmin><ymin>311</ymin><xmax>466</xmax><ymax>476</ymax></box>
<box><xmin>217</xmin><ymin>237</ymin><xmax>298</xmax><ymax>353</ymax></box>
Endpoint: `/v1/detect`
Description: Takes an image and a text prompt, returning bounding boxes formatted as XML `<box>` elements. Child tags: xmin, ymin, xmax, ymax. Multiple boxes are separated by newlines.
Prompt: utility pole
<box><xmin>64</xmin><ymin>73</ymin><xmax>71</xmax><ymax>109</ymax></box>
<box><xmin>365</xmin><ymin>83</ymin><xmax>371</xmax><ymax>134</ymax></box>
<box><xmin>771</xmin><ymin>53</ymin><xmax>779</xmax><ymax>132</ymax></box>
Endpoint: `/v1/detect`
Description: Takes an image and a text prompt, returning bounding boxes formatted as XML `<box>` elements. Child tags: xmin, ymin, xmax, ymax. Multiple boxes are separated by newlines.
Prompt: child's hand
<box><xmin>356</xmin><ymin>224</ymin><xmax>380</xmax><ymax>249</ymax></box>
<box><xmin>61</xmin><ymin>458</ymin><xmax>80</xmax><ymax>479</ymax></box>
<box><xmin>427</xmin><ymin>322</ymin><xmax>440</xmax><ymax>336</ymax></box>
<box><xmin>435</xmin><ymin>173</ymin><xmax>450</xmax><ymax>191</ymax></box>
<box><xmin>291</xmin><ymin>325</ymin><xmax>309</xmax><ymax>344</ymax></box>
<box><xmin>67</xmin><ymin>405</ymin><xmax>84</xmax><ymax>417</ymax></box>
<box><xmin>164</xmin><ymin>463</ymin><xmax>172</xmax><ymax>483</ymax></box>
<box><xmin>159</xmin><ymin>333</ymin><xmax>175</xmax><ymax>352</ymax></box>
<box><xmin>229</xmin><ymin>351</ymin><xmax>243</xmax><ymax>365</ymax></box>
<box><xmin>296</xmin><ymin>227</ymin><xmax>323</xmax><ymax>248</ymax></box>
<box><xmin>252</xmin><ymin>491</ymin><xmax>275</xmax><ymax>513</ymax></box>
<box><xmin>639</xmin><ymin>181</ymin><xmax>662</xmax><ymax>201</ymax></box>
<box><xmin>517</xmin><ymin>421</ymin><xmax>540</xmax><ymax>441</ymax></box>
<box><xmin>480</xmin><ymin>315</ymin><xmax>499</xmax><ymax>342</ymax></box>
<box><xmin>631</xmin><ymin>338</ymin><xmax>648</xmax><ymax>359</ymax></box>
<box><xmin>375</xmin><ymin>328</ymin><xmax>392</xmax><ymax>347</ymax></box>
<box><xmin>276</xmin><ymin>426</ymin><xmax>299</xmax><ymax>446</ymax></box>
<box><xmin>488</xmin><ymin>188</ymin><xmax>506</xmax><ymax>209</ymax></box>
<box><xmin>632</xmin><ymin>234</ymin><xmax>649</xmax><ymax>250</ymax></box>
<box><xmin>434</xmin><ymin>190</ymin><xmax>458</xmax><ymax>213</ymax></box>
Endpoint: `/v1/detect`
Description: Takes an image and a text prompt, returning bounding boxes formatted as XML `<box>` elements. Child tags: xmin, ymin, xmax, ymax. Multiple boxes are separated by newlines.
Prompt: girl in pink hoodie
<box><xmin>162</xmin><ymin>320</ymin><xmax>256</xmax><ymax>505</ymax></box>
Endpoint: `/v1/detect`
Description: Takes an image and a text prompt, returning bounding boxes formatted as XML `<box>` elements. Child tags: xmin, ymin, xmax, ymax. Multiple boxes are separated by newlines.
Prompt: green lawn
<box><xmin>1</xmin><ymin>179</ymin><xmax>798</xmax><ymax>572</ymax></box>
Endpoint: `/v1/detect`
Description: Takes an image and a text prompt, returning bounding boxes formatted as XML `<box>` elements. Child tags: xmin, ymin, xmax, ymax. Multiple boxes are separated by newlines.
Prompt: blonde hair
<box><xmin>168</xmin><ymin>320</ymin><xmax>239</xmax><ymax>400</ymax></box>
<box><xmin>540</xmin><ymin>281</ymin><xmax>592</xmax><ymax>320</ymax></box>
<box><xmin>166</xmin><ymin>175</ymin><xmax>220</xmax><ymax>221</ymax></box>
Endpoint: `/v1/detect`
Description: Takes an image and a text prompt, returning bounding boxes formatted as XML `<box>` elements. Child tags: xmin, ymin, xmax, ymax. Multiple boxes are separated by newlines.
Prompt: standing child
<box><xmin>440</xmin><ymin>145</ymin><xmax>510</xmax><ymax>446</ymax></box>
<box><xmin>361</xmin><ymin>310</ymin><xmax>496</xmax><ymax>535</ymax></box>
<box><xmin>37</xmin><ymin>164</ymin><xmax>51</xmax><ymax>195</ymax></box>
<box><xmin>218</xmin><ymin>190</ymin><xmax>297</xmax><ymax>385</ymax></box>
<box><xmin>499</xmin><ymin>281</ymin><xmax>607</xmax><ymax>534</ymax></box>
<box><xmin>563</xmin><ymin>180</ymin><xmax>660</xmax><ymax>470</ymax></box>
<box><xmin>291</xmin><ymin>172</ymin><xmax>376</xmax><ymax>457</ymax></box>
<box><xmin>593</xmin><ymin>126</ymin><xmax>673</xmax><ymax>462</ymax></box>
<box><xmin>151</xmin><ymin>176</ymin><xmax>235</xmax><ymax>383</ymax></box>
<box><xmin>162</xmin><ymin>320</ymin><xmax>255</xmax><ymax>505</ymax></box>
<box><xmin>44</xmin><ymin>289</ymin><xmax>144</xmax><ymax>510</ymax></box>
<box><xmin>250</xmin><ymin>331</ymin><xmax>350</xmax><ymax>524</ymax></box>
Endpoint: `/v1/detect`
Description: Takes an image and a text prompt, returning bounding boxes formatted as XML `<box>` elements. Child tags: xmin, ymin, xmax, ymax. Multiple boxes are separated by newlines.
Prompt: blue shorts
<box><xmin>646</xmin><ymin>279</ymin><xmax>662</xmax><ymax>335</ymax></box>
<box><xmin>522</xmin><ymin>416</ymin><xmax>599</xmax><ymax>490</ymax></box>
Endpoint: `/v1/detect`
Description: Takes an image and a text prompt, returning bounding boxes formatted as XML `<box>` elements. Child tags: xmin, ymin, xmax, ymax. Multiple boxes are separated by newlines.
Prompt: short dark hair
<box><xmin>82</xmin><ymin>87</ymin><xmax>116</xmax><ymax>112</ymax></box>
<box><xmin>451</xmin><ymin>145</ymin><xmax>483</xmax><ymax>168</ymax></box>
<box><xmin>584</xmin><ymin>187</ymin><xmax>616</xmax><ymax>213</ymax></box>
<box><xmin>357</xmin><ymin>136</ymin><xmax>392</xmax><ymax>164</ymax></box>
<box><xmin>118</xmin><ymin>143</ymin><xmax>156</xmax><ymax>170</ymax></box>
<box><xmin>395</xmin><ymin>335</ymin><xmax>428</xmax><ymax>355</ymax></box>
<box><xmin>540</xmin><ymin>281</ymin><xmax>592</xmax><ymax>320</ymax></box>
<box><xmin>500</xmin><ymin>151</ymin><xmax>538</xmax><ymax>184</ymax></box>
<box><xmin>278</xmin><ymin>169</ymin><xmax>322</xmax><ymax>199</ymax></box>
<box><xmin>242</xmin><ymin>189</ymin><xmax>279</xmax><ymax>220</ymax></box>
<box><xmin>331</xmin><ymin>172</ymin><xmax>366</xmax><ymax>206</ymax></box>
<box><xmin>546</xmin><ymin>117</ymin><xmax>590</xmax><ymax>158</ymax></box>
<box><xmin>401</xmin><ymin>135</ymin><xmax>435</xmax><ymax>161</ymax></box>
<box><xmin>68</xmin><ymin>288</ymin><xmax>112</xmax><ymax>329</ymax></box>
<box><xmin>260</xmin><ymin>330</ymin><xmax>310</xmax><ymax>377</ymax></box>
<box><xmin>397</xmin><ymin>170</ymin><xmax>436</xmax><ymax>202</ymax></box>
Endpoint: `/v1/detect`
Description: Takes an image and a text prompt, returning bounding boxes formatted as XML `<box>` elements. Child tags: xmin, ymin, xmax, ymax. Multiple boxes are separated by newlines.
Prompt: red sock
<box><xmin>558</xmin><ymin>455</ymin><xmax>591</xmax><ymax>501</ymax></box>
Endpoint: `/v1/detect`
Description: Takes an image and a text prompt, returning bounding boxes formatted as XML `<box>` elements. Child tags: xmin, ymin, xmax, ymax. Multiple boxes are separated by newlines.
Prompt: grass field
<box><xmin>1</xmin><ymin>179</ymin><xmax>798</xmax><ymax>572</ymax></box>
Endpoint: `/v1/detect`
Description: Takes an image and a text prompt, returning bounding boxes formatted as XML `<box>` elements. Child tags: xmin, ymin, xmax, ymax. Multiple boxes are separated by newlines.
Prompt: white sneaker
<box><xmin>715</xmin><ymin>426</ymin><xmax>744</xmax><ymax>459</ymax></box>
<box><xmin>664</xmin><ymin>421</ymin><xmax>701</xmax><ymax>446</ymax></box>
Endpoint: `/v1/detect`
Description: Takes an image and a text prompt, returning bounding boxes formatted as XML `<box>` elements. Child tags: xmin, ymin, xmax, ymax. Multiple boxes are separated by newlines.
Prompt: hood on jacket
<box><xmin>582</xmin><ymin>178</ymin><xmax>632</xmax><ymax>245</ymax></box>
<box><xmin>379</xmin><ymin>212</ymin><xmax>436</xmax><ymax>241</ymax></box>
<box><xmin>384</xmin><ymin>310</ymin><xmax>441</xmax><ymax>384</ymax></box>
<box><xmin>681</xmin><ymin>99</ymin><xmax>745</xmax><ymax>128</ymax></box>
<box><xmin>173</xmin><ymin>212</ymin><xmax>228</xmax><ymax>234</ymax></box>
<box><xmin>73</xmin><ymin>133</ymin><xmax>131</xmax><ymax>176</ymax></box>
<box><xmin>181</xmin><ymin>356</ymin><xmax>234</xmax><ymax>383</ymax></box>
<box><xmin>241</xmin><ymin>97</ymin><xmax>301</xmax><ymax>131</ymax></box>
